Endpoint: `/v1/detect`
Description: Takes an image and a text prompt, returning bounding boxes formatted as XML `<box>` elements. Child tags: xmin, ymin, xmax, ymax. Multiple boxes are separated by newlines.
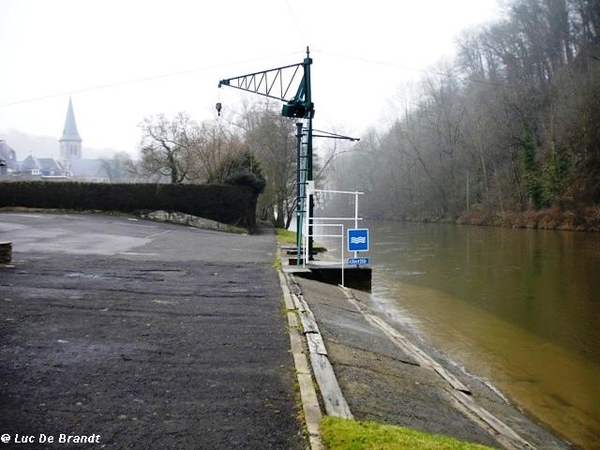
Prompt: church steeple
<box><xmin>59</xmin><ymin>97</ymin><xmax>82</xmax><ymax>161</ymax></box>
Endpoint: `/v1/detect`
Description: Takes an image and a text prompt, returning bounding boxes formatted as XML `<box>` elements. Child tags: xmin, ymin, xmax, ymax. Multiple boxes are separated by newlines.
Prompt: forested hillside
<box><xmin>328</xmin><ymin>0</ymin><xmax>600</xmax><ymax>230</ymax></box>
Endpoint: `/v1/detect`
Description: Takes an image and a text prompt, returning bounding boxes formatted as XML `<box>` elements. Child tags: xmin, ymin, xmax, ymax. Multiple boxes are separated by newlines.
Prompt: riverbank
<box><xmin>456</xmin><ymin>205</ymin><xmax>600</xmax><ymax>232</ymax></box>
<box><xmin>327</xmin><ymin>219</ymin><xmax>600</xmax><ymax>449</ymax></box>
<box><xmin>371</xmin><ymin>205</ymin><xmax>600</xmax><ymax>232</ymax></box>
<box><xmin>286</xmin><ymin>271</ymin><xmax>571</xmax><ymax>449</ymax></box>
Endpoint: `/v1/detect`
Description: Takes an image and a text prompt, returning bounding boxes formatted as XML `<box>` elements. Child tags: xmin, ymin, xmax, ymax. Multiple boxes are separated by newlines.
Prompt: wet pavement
<box><xmin>0</xmin><ymin>213</ymin><xmax>305</xmax><ymax>449</ymax></box>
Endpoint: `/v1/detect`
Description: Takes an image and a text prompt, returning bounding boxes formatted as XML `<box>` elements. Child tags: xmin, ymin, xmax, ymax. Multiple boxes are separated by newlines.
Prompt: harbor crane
<box><xmin>218</xmin><ymin>47</ymin><xmax>315</xmax><ymax>261</ymax></box>
<box><xmin>219</xmin><ymin>48</ymin><xmax>358</xmax><ymax>262</ymax></box>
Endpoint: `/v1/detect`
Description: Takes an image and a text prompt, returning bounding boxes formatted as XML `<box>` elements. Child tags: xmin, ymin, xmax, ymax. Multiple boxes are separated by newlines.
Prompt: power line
<box><xmin>285</xmin><ymin>0</ymin><xmax>306</xmax><ymax>46</ymax></box>
<box><xmin>313</xmin><ymin>49</ymin><xmax>506</xmax><ymax>89</ymax></box>
<box><xmin>314</xmin><ymin>49</ymin><xmax>449</xmax><ymax>76</ymax></box>
<box><xmin>0</xmin><ymin>52</ymin><xmax>304</xmax><ymax>108</ymax></box>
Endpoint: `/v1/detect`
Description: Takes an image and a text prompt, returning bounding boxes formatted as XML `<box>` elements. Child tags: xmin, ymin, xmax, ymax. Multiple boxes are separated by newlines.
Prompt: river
<box><xmin>322</xmin><ymin>220</ymin><xmax>600</xmax><ymax>449</ymax></box>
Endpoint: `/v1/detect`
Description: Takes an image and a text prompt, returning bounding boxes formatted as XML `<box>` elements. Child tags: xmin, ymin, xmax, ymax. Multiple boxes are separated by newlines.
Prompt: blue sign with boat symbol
<box><xmin>347</xmin><ymin>228</ymin><xmax>369</xmax><ymax>252</ymax></box>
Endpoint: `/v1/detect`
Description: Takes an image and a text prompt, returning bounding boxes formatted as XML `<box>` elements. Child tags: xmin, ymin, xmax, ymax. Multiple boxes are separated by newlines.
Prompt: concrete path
<box><xmin>0</xmin><ymin>213</ymin><xmax>305</xmax><ymax>449</ymax></box>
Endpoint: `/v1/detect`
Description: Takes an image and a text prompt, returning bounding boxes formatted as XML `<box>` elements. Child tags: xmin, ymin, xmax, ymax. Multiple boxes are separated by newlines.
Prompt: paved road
<box><xmin>0</xmin><ymin>213</ymin><xmax>276</xmax><ymax>262</ymax></box>
<box><xmin>0</xmin><ymin>213</ymin><xmax>305</xmax><ymax>449</ymax></box>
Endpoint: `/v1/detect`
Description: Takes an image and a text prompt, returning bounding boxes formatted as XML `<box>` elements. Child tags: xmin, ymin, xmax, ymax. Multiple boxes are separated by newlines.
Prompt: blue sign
<box><xmin>348</xmin><ymin>228</ymin><xmax>369</xmax><ymax>252</ymax></box>
<box><xmin>347</xmin><ymin>257</ymin><xmax>370</xmax><ymax>266</ymax></box>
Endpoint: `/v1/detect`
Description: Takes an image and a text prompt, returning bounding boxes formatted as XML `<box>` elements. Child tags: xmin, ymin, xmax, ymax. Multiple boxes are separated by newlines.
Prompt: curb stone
<box><xmin>278</xmin><ymin>270</ymin><xmax>325</xmax><ymax>450</ymax></box>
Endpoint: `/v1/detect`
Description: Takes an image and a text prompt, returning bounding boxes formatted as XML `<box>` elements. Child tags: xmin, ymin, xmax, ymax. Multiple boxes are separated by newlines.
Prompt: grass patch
<box><xmin>275</xmin><ymin>228</ymin><xmax>325</xmax><ymax>248</ymax></box>
<box><xmin>320</xmin><ymin>417</ymin><xmax>496</xmax><ymax>450</ymax></box>
<box><xmin>276</xmin><ymin>228</ymin><xmax>297</xmax><ymax>245</ymax></box>
<box><xmin>272</xmin><ymin>228</ymin><xmax>292</xmax><ymax>269</ymax></box>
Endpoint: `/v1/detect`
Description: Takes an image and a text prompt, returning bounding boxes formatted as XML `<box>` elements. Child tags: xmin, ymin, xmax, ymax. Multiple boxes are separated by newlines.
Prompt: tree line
<box><xmin>327</xmin><ymin>0</ymin><xmax>600</xmax><ymax>229</ymax></box>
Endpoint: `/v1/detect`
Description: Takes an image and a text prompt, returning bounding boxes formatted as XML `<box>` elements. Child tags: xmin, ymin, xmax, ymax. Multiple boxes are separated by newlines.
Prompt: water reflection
<box><xmin>357</xmin><ymin>221</ymin><xmax>600</xmax><ymax>449</ymax></box>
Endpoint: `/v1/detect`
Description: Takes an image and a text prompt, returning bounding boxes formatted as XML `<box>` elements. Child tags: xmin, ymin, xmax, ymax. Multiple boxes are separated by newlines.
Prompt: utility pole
<box><xmin>304</xmin><ymin>49</ymin><xmax>315</xmax><ymax>260</ymax></box>
<box><xmin>295</xmin><ymin>122</ymin><xmax>303</xmax><ymax>259</ymax></box>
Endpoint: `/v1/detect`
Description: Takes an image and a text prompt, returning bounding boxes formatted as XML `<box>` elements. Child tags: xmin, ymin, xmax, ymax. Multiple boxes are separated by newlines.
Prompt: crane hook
<box><xmin>215</xmin><ymin>102</ymin><xmax>222</xmax><ymax>117</ymax></box>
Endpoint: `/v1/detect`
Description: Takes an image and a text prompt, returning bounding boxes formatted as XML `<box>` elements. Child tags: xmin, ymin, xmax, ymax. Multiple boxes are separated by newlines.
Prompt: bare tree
<box><xmin>138</xmin><ymin>112</ymin><xmax>199</xmax><ymax>184</ymax></box>
<box><xmin>187</xmin><ymin>121</ymin><xmax>245</xmax><ymax>183</ymax></box>
<box><xmin>244</xmin><ymin>105</ymin><xmax>297</xmax><ymax>228</ymax></box>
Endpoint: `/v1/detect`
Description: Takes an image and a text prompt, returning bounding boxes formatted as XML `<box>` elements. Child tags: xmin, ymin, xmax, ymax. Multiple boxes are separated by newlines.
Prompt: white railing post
<box><xmin>354</xmin><ymin>191</ymin><xmax>359</xmax><ymax>258</ymax></box>
<box><xmin>341</xmin><ymin>224</ymin><xmax>345</xmax><ymax>288</ymax></box>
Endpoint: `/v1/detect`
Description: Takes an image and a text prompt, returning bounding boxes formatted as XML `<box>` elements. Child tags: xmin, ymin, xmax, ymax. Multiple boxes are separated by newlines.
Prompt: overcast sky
<box><xmin>0</xmin><ymin>0</ymin><xmax>500</xmax><ymax>159</ymax></box>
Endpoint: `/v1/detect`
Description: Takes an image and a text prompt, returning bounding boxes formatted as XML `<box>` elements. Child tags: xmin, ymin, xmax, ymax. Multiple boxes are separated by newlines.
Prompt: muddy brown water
<box><xmin>322</xmin><ymin>220</ymin><xmax>600</xmax><ymax>449</ymax></box>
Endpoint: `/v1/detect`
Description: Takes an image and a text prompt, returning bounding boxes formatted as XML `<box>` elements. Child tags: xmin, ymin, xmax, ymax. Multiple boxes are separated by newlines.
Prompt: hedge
<box><xmin>0</xmin><ymin>182</ymin><xmax>257</xmax><ymax>231</ymax></box>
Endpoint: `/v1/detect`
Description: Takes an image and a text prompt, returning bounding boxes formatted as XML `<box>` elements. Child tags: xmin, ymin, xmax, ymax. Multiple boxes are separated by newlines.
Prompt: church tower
<box><xmin>59</xmin><ymin>98</ymin><xmax>82</xmax><ymax>161</ymax></box>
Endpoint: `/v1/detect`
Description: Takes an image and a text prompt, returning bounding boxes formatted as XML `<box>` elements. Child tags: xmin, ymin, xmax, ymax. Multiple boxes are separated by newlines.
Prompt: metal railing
<box><xmin>301</xmin><ymin>188</ymin><xmax>365</xmax><ymax>288</ymax></box>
